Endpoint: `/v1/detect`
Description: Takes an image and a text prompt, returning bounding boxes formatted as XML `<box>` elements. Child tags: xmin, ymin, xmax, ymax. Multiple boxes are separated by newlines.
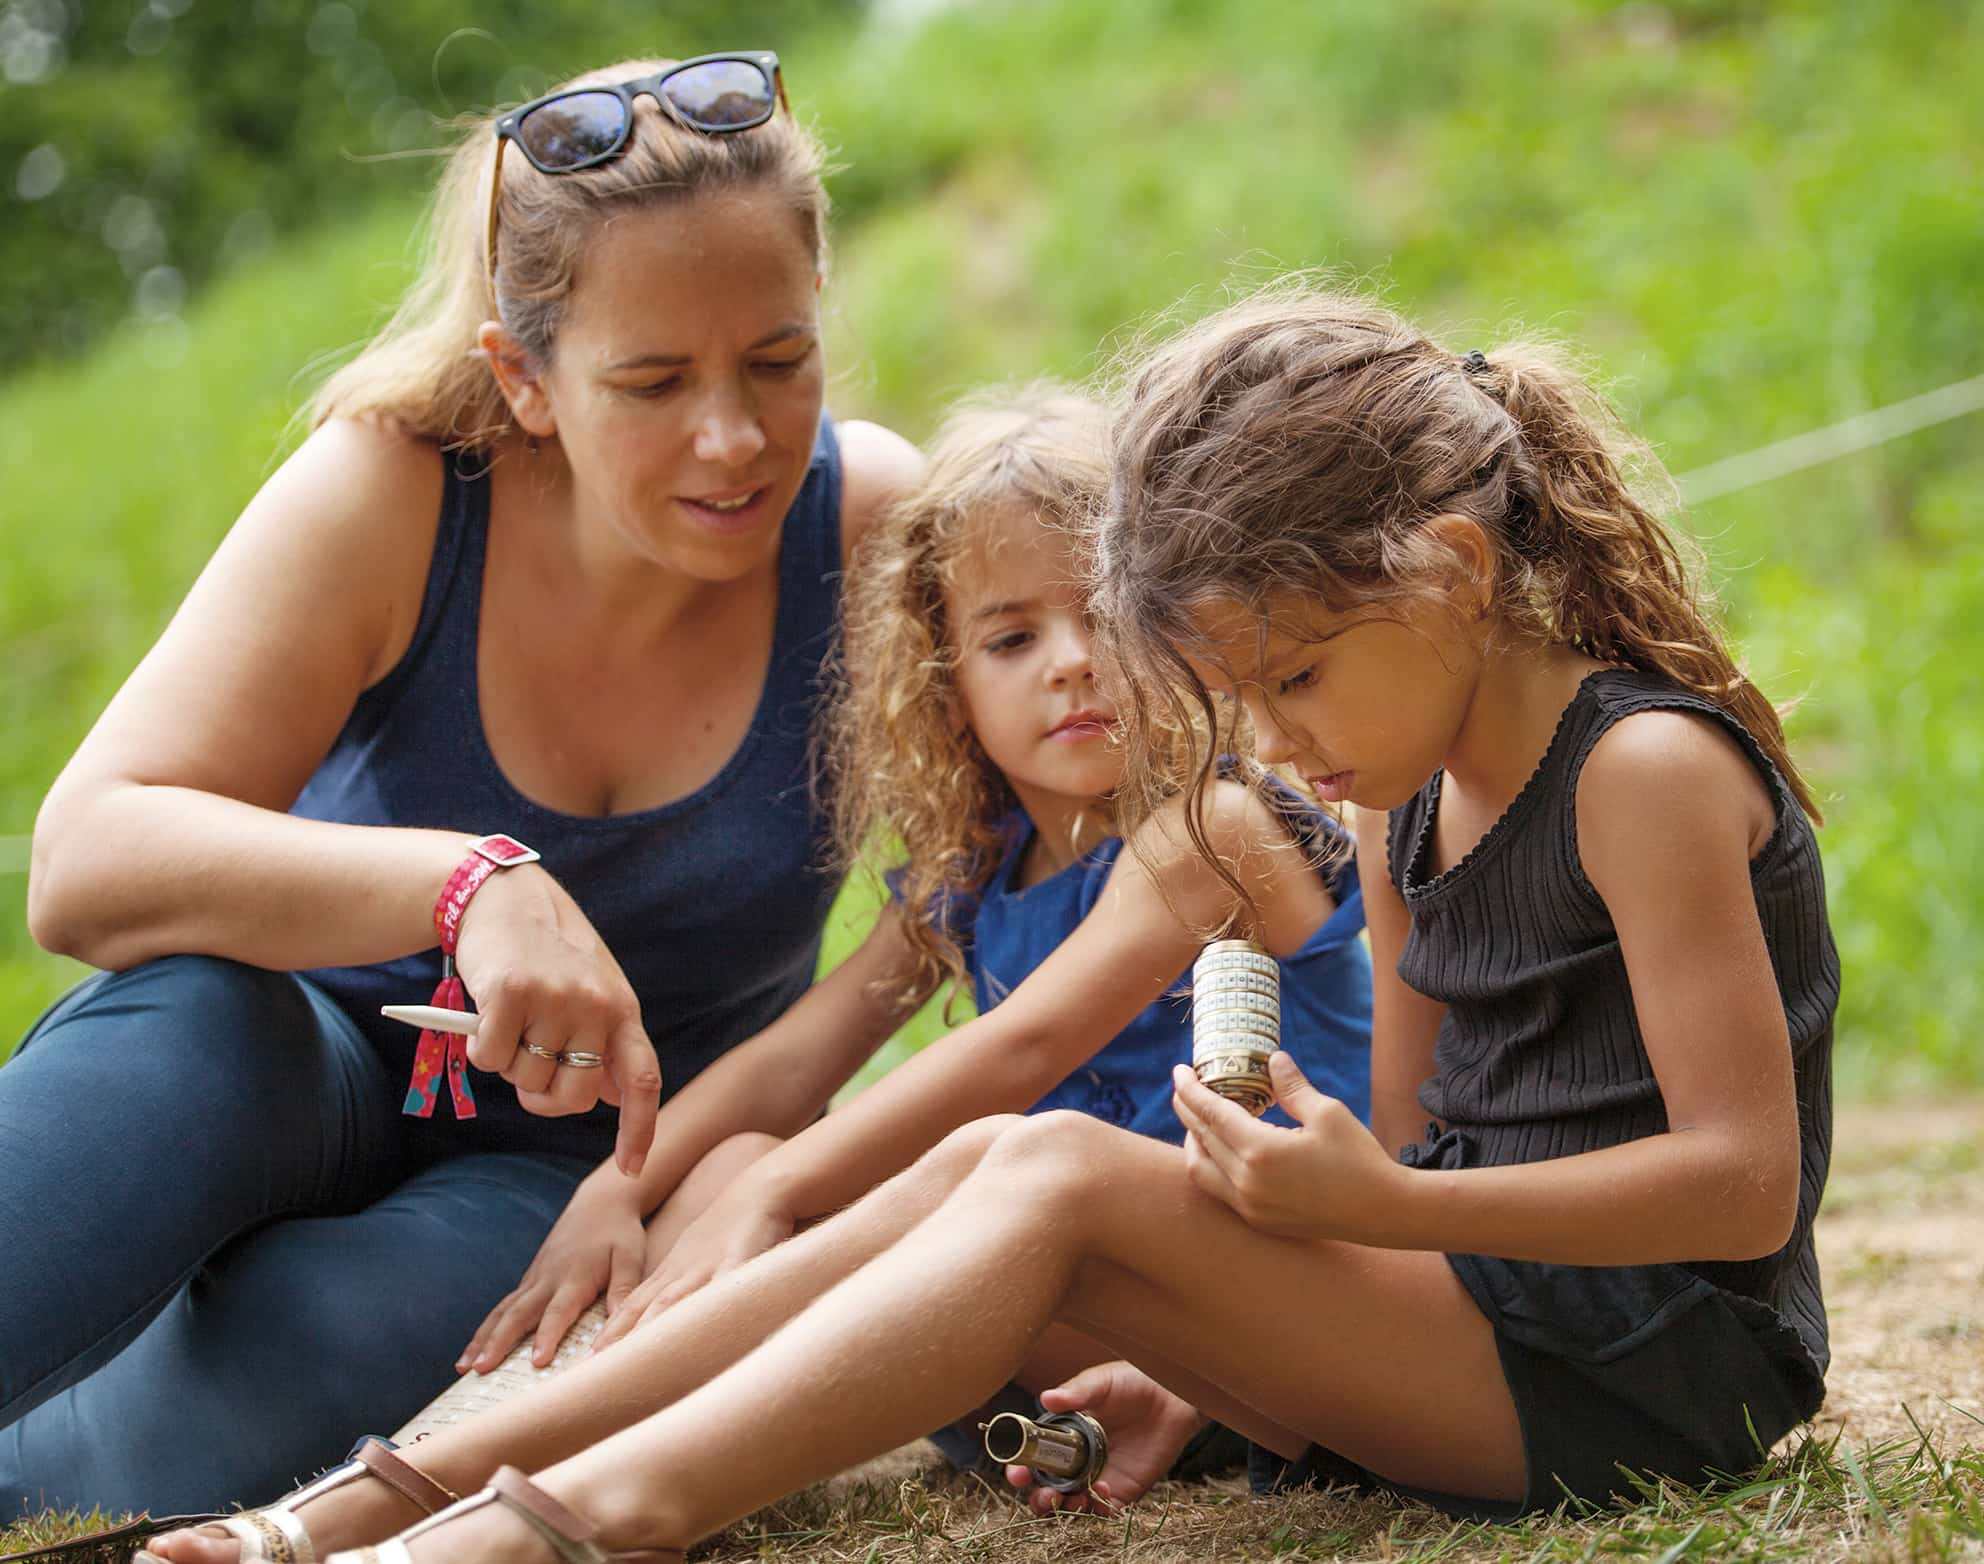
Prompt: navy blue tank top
<box><xmin>293</xmin><ymin>419</ymin><xmax>844</xmax><ymax>1162</ymax></box>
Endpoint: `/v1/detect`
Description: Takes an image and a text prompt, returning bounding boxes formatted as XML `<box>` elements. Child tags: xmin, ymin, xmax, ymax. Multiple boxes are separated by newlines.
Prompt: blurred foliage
<box><xmin>0</xmin><ymin>0</ymin><xmax>856</xmax><ymax>363</ymax></box>
<box><xmin>2</xmin><ymin>0</ymin><xmax>1980</xmax><ymax>1092</ymax></box>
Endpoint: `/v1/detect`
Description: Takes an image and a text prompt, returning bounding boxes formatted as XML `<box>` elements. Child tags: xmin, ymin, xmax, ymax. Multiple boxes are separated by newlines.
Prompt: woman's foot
<box><xmin>138</xmin><ymin>1440</ymin><xmax>451</xmax><ymax>1564</ymax></box>
<box><xmin>326</xmin><ymin>1468</ymin><xmax>682</xmax><ymax>1564</ymax></box>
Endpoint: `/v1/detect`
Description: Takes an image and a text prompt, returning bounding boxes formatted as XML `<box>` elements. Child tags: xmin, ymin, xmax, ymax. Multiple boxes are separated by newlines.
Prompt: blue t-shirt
<box><xmin>931</xmin><ymin>802</ymin><xmax>1372</xmax><ymax>1141</ymax></box>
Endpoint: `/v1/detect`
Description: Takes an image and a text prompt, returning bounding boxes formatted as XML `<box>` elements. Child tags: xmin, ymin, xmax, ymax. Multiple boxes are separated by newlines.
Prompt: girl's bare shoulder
<box><xmin>835</xmin><ymin>419</ymin><xmax>924</xmax><ymax>567</ymax></box>
<box><xmin>1124</xmin><ymin>779</ymin><xmax>1335</xmax><ymax>949</ymax></box>
<box><xmin>1576</xmin><ymin>706</ymin><xmax>1778</xmax><ymax>881</ymax></box>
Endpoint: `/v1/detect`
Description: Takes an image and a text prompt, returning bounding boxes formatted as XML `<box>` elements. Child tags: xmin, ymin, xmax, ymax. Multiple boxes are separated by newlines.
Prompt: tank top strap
<box><xmin>780</xmin><ymin>414</ymin><xmax>843</xmax><ymax>598</ymax></box>
<box><xmin>1563</xmin><ymin>670</ymin><xmax>1793</xmax><ymax>811</ymax></box>
<box><xmin>1557</xmin><ymin>668</ymin><xmax>1799</xmax><ymax>895</ymax></box>
<box><xmin>1386</xmin><ymin>777</ymin><xmax>1431</xmax><ymax>898</ymax></box>
<box><xmin>336</xmin><ymin>445</ymin><xmax>489</xmax><ymax>747</ymax></box>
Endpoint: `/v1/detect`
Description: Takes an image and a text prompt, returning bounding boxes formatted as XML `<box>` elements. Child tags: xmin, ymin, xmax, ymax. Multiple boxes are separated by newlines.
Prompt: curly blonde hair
<box><xmin>1093</xmin><ymin>280</ymin><xmax>1819</xmax><ymax>865</ymax></box>
<box><xmin>310</xmin><ymin>58</ymin><xmax>829</xmax><ymax>448</ymax></box>
<box><xmin>829</xmin><ymin>385</ymin><xmax>1189</xmax><ymax>1006</ymax></box>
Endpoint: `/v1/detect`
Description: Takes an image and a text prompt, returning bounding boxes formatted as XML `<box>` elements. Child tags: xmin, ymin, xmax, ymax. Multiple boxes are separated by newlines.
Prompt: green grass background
<box><xmin>3</xmin><ymin>0</ymin><xmax>1980</xmax><ymax>1094</ymax></box>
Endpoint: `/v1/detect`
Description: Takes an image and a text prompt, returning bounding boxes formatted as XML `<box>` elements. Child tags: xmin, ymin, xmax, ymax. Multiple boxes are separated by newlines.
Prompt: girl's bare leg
<box><xmin>146</xmin><ymin>1117</ymin><xmax>1022</xmax><ymax>1564</ymax></box>
<box><xmin>417</xmin><ymin>1111</ymin><xmax>1525</xmax><ymax>1561</ymax></box>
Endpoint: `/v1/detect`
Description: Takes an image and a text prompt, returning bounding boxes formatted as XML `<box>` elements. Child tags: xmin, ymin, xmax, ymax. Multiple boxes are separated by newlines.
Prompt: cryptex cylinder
<box><xmin>980</xmin><ymin>1409</ymin><xmax>1108</xmax><ymax>1493</ymax></box>
<box><xmin>1191</xmin><ymin>937</ymin><xmax>1280</xmax><ymax>1116</ymax></box>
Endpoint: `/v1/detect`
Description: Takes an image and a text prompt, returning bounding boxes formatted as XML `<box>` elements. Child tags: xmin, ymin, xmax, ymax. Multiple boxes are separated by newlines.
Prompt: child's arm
<box><xmin>460</xmin><ymin>909</ymin><xmax>927</xmax><ymax>1369</ymax></box>
<box><xmin>1354</xmin><ymin>805</ymin><xmax>1447</xmax><ymax>1158</ymax></box>
<box><xmin>1173</xmin><ymin>713</ymin><xmax>1802</xmax><ymax>1267</ymax></box>
<box><xmin>593</xmin><ymin>781</ymin><xmax>1332</xmax><ymax>1342</ymax></box>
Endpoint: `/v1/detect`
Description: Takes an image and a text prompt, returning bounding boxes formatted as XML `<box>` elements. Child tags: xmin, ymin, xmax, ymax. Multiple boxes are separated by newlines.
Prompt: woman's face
<box><xmin>529</xmin><ymin>189</ymin><xmax>825</xmax><ymax>581</ymax></box>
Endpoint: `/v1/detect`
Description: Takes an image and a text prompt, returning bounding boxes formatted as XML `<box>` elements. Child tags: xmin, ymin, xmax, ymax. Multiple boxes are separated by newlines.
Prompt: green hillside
<box><xmin>4</xmin><ymin>0</ymin><xmax>1980</xmax><ymax>1088</ymax></box>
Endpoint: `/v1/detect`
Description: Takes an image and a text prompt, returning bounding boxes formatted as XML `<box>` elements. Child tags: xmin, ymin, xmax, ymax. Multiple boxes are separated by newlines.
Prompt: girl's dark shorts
<box><xmin>1252</xmin><ymin>1249</ymin><xmax>1827</xmax><ymax>1519</ymax></box>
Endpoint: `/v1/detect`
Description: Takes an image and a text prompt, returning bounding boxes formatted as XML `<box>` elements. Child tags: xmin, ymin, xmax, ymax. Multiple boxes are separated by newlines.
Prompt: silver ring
<box><xmin>518</xmin><ymin>1039</ymin><xmax>562</xmax><ymax>1064</ymax></box>
<box><xmin>557</xmin><ymin>1050</ymin><xmax>606</xmax><ymax>1070</ymax></box>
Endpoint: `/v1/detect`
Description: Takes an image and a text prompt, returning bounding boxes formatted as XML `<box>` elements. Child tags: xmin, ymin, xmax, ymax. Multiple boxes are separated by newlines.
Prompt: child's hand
<box><xmin>1171</xmin><ymin>1054</ymin><xmax>1402</xmax><ymax>1242</ymax></box>
<box><xmin>455</xmin><ymin>1172</ymin><xmax>646</xmax><ymax>1373</ymax></box>
<box><xmin>1004</xmin><ymin>1361</ymin><xmax>1206</xmax><ymax>1515</ymax></box>
<box><xmin>590</xmin><ymin>1178</ymin><xmax>795</xmax><ymax>1352</ymax></box>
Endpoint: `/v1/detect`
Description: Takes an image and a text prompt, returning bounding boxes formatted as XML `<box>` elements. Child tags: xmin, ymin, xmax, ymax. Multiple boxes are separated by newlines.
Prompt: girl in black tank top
<box><xmin>1088</xmin><ymin>285</ymin><xmax>1838</xmax><ymax>1513</ymax></box>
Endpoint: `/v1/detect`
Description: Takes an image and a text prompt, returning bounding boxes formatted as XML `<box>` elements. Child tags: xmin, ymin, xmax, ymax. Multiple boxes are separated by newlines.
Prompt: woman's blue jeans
<box><xmin>0</xmin><ymin>956</ymin><xmax>592</xmax><ymax>1517</ymax></box>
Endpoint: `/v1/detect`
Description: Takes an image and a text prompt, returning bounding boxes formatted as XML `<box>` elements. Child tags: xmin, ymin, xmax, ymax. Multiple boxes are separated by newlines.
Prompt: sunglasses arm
<box><xmin>484</xmin><ymin>136</ymin><xmax>508</xmax><ymax>294</ymax></box>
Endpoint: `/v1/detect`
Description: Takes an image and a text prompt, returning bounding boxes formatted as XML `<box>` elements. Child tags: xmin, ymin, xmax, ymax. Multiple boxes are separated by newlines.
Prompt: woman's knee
<box><xmin>19</xmin><ymin>955</ymin><xmax>311</xmax><ymax>1068</ymax></box>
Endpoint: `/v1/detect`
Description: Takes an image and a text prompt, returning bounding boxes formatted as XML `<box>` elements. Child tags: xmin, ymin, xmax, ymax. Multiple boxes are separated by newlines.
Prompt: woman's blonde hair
<box><xmin>1094</xmin><ymin>279</ymin><xmax>1819</xmax><ymax>843</ymax></box>
<box><xmin>829</xmin><ymin>385</ymin><xmax>1190</xmax><ymax>1005</ymax></box>
<box><xmin>310</xmin><ymin>58</ymin><xmax>829</xmax><ymax>447</ymax></box>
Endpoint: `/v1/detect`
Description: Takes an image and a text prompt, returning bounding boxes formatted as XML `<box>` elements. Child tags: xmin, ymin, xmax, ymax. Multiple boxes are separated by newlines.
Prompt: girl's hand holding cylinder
<box><xmin>1173</xmin><ymin>1052</ymin><xmax>1403</xmax><ymax>1244</ymax></box>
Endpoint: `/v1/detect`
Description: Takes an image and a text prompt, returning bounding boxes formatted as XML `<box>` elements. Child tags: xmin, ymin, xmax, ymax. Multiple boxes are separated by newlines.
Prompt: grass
<box><xmin>6</xmin><ymin>1423</ymin><xmax>1979</xmax><ymax>1562</ymax></box>
<box><xmin>702</xmin><ymin>1424</ymin><xmax>1984</xmax><ymax>1562</ymax></box>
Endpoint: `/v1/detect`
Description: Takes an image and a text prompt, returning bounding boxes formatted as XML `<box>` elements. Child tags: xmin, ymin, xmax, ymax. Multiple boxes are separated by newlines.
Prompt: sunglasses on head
<box><xmin>485</xmin><ymin>51</ymin><xmax>788</xmax><ymax>284</ymax></box>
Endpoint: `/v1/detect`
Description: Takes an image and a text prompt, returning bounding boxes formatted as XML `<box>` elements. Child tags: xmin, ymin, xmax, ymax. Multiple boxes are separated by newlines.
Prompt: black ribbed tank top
<box><xmin>1387</xmin><ymin>669</ymin><xmax>1839</xmax><ymax>1368</ymax></box>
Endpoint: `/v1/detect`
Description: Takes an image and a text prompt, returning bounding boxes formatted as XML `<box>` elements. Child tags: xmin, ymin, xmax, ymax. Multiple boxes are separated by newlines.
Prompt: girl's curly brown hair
<box><xmin>1092</xmin><ymin>279</ymin><xmax>1819</xmax><ymax>871</ymax></box>
<box><xmin>827</xmin><ymin>385</ymin><xmax>1191</xmax><ymax>1007</ymax></box>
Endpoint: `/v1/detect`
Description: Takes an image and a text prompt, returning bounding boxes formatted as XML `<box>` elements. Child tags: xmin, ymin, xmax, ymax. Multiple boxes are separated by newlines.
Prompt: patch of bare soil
<box><xmin>1810</xmin><ymin>1099</ymin><xmax>1984</xmax><ymax>1449</ymax></box>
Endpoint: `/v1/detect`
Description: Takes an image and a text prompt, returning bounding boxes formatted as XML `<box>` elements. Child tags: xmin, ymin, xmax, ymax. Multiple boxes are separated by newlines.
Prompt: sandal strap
<box><xmin>203</xmin><ymin>1440</ymin><xmax>457</xmax><ymax>1563</ymax></box>
<box><xmin>488</xmin><ymin>1467</ymin><xmax>605</xmax><ymax>1560</ymax></box>
<box><xmin>488</xmin><ymin>1468</ymin><xmax>676</xmax><ymax>1563</ymax></box>
<box><xmin>342</xmin><ymin>1468</ymin><xmax>674</xmax><ymax>1564</ymax></box>
<box><xmin>220</xmin><ymin>1507</ymin><xmax>313</xmax><ymax>1562</ymax></box>
<box><xmin>350</xmin><ymin>1439</ymin><xmax>459</xmax><ymax>1517</ymax></box>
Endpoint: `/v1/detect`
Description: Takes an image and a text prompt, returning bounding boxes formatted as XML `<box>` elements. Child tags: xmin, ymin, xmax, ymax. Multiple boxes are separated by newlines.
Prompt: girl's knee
<box><xmin>936</xmin><ymin>1114</ymin><xmax>1026</xmax><ymax>1163</ymax></box>
<box><xmin>975</xmin><ymin>1111</ymin><xmax>1123</xmax><ymax>1216</ymax></box>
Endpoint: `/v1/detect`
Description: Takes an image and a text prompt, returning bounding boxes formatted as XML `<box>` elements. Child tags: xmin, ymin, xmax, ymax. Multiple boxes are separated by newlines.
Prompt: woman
<box><xmin>0</xmin><ymin>52</ymin><xmax>918</xmax><ymax>1513</ymax></box>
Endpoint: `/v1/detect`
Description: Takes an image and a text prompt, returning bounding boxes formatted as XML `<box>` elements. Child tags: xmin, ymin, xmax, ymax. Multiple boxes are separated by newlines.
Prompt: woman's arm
<box><xmin>28</xmin><ymin>420</ymin><xmax>461</xmax><ymax>970</ymax></box>
<box><xmin>1176</xmin><ymin>712</ymin><xmax>1801</xmax><ymax>1266</ymax></box>
<box><xmin>1354</xmin><ymin>805</ymin><xmax>1446</xmax><ymax>1158</ymax></box>
<box><xmin>25</xmin><ymin>418</ymin><xmax>663</xmax><ymax>1170</ymax></box>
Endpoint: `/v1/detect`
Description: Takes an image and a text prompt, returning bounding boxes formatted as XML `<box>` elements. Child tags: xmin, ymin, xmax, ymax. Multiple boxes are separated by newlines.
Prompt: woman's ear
<box><xmin>478</xmin><ymin>321</ymin><xmax>557</xmax><ymax>439</ymax></box>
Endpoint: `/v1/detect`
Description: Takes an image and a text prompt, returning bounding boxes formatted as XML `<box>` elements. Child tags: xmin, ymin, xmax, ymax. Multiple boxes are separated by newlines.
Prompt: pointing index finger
<box><xmin>609</xmin><ymin>1020</ymin><xmax>661</xmax><ymax>1177</ymax></box>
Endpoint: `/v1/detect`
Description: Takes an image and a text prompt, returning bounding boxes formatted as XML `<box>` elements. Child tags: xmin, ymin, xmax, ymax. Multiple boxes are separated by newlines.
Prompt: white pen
<box><xmin>381</xmin><ymin>1003</ymin><xmax>481</xmax><ymax>1036</ymax></box>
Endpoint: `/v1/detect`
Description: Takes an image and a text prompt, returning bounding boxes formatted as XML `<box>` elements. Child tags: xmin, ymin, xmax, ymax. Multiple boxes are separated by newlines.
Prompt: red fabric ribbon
<box><xmin>403</xmin><ymin>967</ymin><xmax>477</xmax><ymax>1119</ymax></box>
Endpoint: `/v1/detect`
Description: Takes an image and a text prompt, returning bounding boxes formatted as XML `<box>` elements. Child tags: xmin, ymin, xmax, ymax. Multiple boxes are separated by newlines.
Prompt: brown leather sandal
<box><xmin>325</xmin><ymin>1467</ymin><xmax>674</xmax><ymax>1564</ymax></box>
<box><xmin>116</xmin><ymin>1438</ymin><xmax>454</xmax><ymax>1564</ymax></box>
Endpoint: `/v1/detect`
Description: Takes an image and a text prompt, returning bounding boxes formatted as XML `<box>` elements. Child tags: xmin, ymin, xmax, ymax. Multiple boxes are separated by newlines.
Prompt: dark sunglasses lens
<box><xmin>517</xmin><ymin>91</ymin><xmax>629</xmax><ymax>169</ymax></box>
<box><xmin>662</xmin><ymin>60</ymin><xmax>774</xmax><ymax>129</ymax></box>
